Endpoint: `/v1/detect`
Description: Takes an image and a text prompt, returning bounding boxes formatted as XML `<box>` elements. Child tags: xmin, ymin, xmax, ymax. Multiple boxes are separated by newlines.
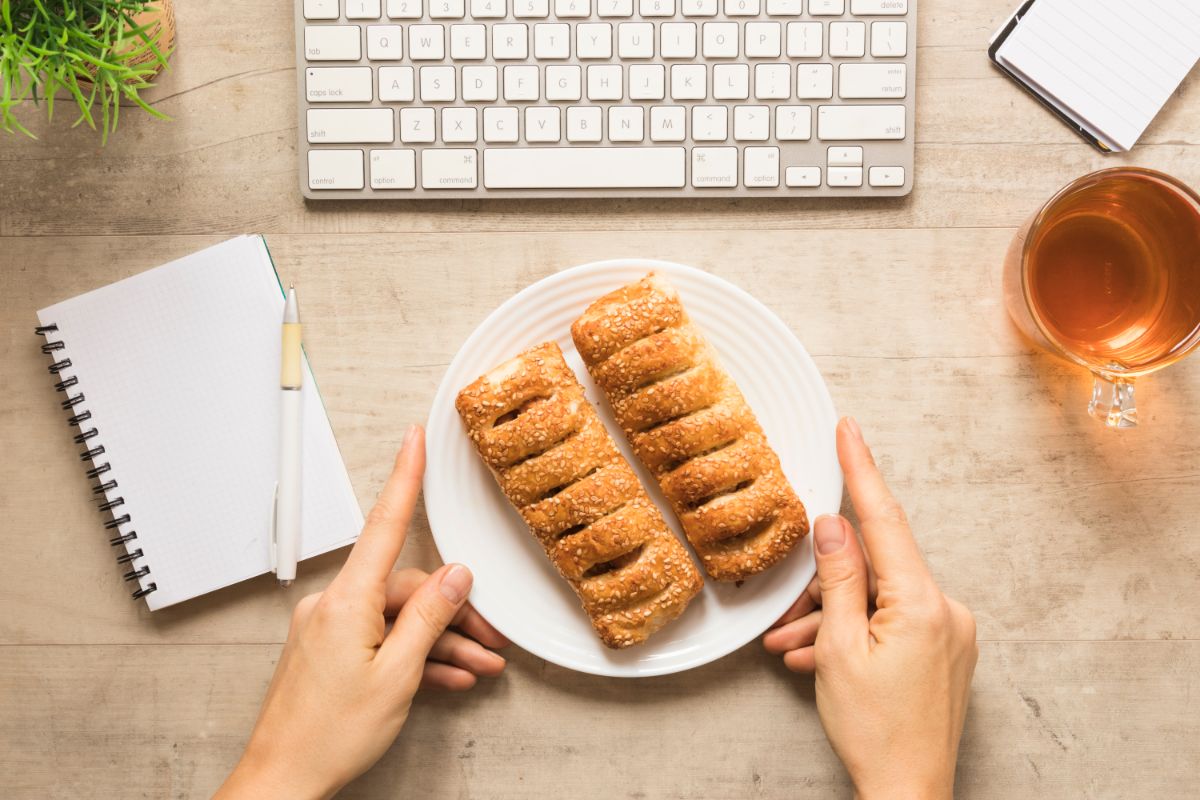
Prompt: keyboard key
<box><xmin>784</xmin><ymin>165</ymin><xmax>820</xmax><ymax>186</ymax></box>
<box><xmin>796</xmin><ymin>64</ymin><xmax>833</xmax><ymax>98</ymax></box>
<box><xmin>817</xmin><ymin>104</ymin><xmax>904</xmax><ymax>139</ymax></box>
<box><xmin>304</xmin><ymin>0</ymin><xmax>339</xmax><ymax>20</ymax></box>
<box><xmin>609</xmin><ymin>106</ymin><xmax>645</xmax><ymax>141</ymax></box>
<box><xmin>670</xmin><ymin>64</ymin><xmax>707</xmax><ymax>99</ymax></box>
<box><xmin>443</xmin><ymin>107</ymin><xmax>479</xmax><ymax>141</ymax></box>
<box><xmin>409</xmin><ymin>24</ymin><xmax>446</xmax><ymax>59</ymax></box>
<box><xmin>493</xmin><ymin>23</ymin><xmax>529</xmax><ymax>59</ymax></box>
<box><xmin>702</xmin><ymin>22</ymin><xmax>739</xmax><ymax>58</ymax></box>
<box><xmin>346</xmin><ymin>0</ymin><xmax>382</xmax><ymax>18</ymax></box>
<box><xmin>309</xmin><ymin>149</ymin><xmax>365</xmax><ymax>189</ymax></box>
<box><xmin>306</xmin><ymin>67</ymin><xmax>373</xmax><ymax>103</ymax></box>
<box><xmin>868</xmin><ymin>165</ymin><xmax>904</xmax><ymax>186</ymax></box>
<box><xmin>429</xmin><ymin>0</ymin><xmax>466</xmax><ymax>18</ymax></box>
<box><xmin>713</xmin><ymin>63</ymin><xmax>748</xmax><ymax>99</ymax></box>
<box><xmin>555</xmin><ymin>0</ymin><xmax>591</xmax><ymax>17</ymax></box>
<box><xmin>809</xmin><ymin>0</ymin><xmax>844</xmax><ymax>14</ymax></box>
<box><xmin>661</xmin><ymin>23</ymin><xmax>697</xmax><ymax>58</ymax></box>
<box><xmin>513</xmin><ymin>0</ymin><xmax>549</xmax><ymax>14</ymax></box>
<box><xmin>504</xmin><ymin>65</ymin><xmax>540</xmax><ymax>99</ymax></box>
<box><xmin>775</xmin><ymin>105</ymin><xmax>811</xmax><ymax>139</ymax></box>
<box><xmin>650</xmin><ymin>105</ymin><xmax>686</xmax><ymax>141</ymax></box>
<box><xmin>400</xmin><ymin>107</ymin><xmax>436</xmax><ymax>141</ymax></box>
<box><xmin>786</xmin><ymin>22</ymin><xmax>822</xmax><ymax>57</ymax></box>
<box><xmin>587</xmin><ymin>64</ymin><xmax>623</xmax><ymax>99</ymax></box>
<box><xmin>619</xmin><ymin>23</ymin><xmax>655</xmax><ymax>58</ymax></box>
<box><xmin>471</xmin><ymin>0</ymin><xmax>506</xmax><ymax>16</ymax></box>
<box><xmin>598</xmin><ymin>0</ymin><xmax>634</xmax><ymax>16</ymax></box>
<box><xmin>766</xmin><ymin>0</ymin><xmax>801</xmax><ymax>14</ymax></box>
<box><xmin>691</xmin><ymin>105</ymin><xmax>728</xmax><ymax>140</ymax></box>
<box><xmin>567</xmin><ymin>106</ymin><xmax>603</xmax><ymax>140</ymax></box>
<box><xmin>526</xmin><ymin>106</ymin><xmax>561</xmax><ymax>141</ymax></box>
<box><xmin>828</xmin><ymin>166</ymin><xmax>863</xmax><ymax>186</ymax></box>
<box><xmin>388</xmin><ymin>0</ymin><xmax>423</xmax><ymax>17</ymax></box>
<box><xmin>546</xmin><ymin>65</ymin><xmax>583</xmax><ymax>99</ymax></box>
<box><xmin>577</xmin><ymin>23</ymin><xmax>614</xmax><ymax>59</ymax></box>
<box><xmin>754</xmin><ymin>63</ymin><xmax>790</xmax><ymax>99</ymax></box>
<box><xmin>420</xmin><ymin>65</ymin><xmax>457</xmax><ymax>101</ymax></box>
<box><xmin>691</xmin><ymin>146</ymin><xmax>737</xmax><ymax>188</ymax></box>
<box><xmin>367</xmin><ymin>25</ymin><xmax>405</xmax><ymax>59</ymax></box>
<box><xmin>535</xmin><ymin>23</ymin><xmax>571</xmax><ymax>58</ymax></box>
<box><xmin>640</xmin><ymin>0</ymin><xmax>675</xmax><ymax>16</ymax></box>
<box><xmin>682</xmin><ymin>0</ymin><xmax>718</xmax><ymax>15</ymax></box>
<box><xmin>484</xmin><ymin>106</ymin><xmax>519</xmax><ymax>141</ymax></box>
<box><xmin>629</xmin><ymin>64</ymin><xmax>665</xmax><ymax>99</ymax></box>
<box><xmin>829</xmin><ymin>21</ymin><xmax>866</xmax><ymax>57</ymax></box>
<box><xmin>851</xmin><ymin>0</ymin><xmax>907</xmax><ymax>14</ymax></box>
<box><xmin>451</xmin><ymin>24</ymin><xmax>487</xmax><ymax>59</ymax></box>
<box><xmin>304</xmin><ymin>26</ymin><xmax>362</xmax><ymax>61</ymax></box>
<box><xmin>307</xmin><ymin>108</ymin><xmax>394</xmax><ymax>142</ymax></box>
<box><xmin>724</xmin><ymin>0</ymin><xmax>759</xmax><ymax>16</ymax></box>
<box><xmin>733</xmin><ymin>105</ymin><xmax>769</xmax><ymax>140</ymax></box>
<box><xmin>463</xmin><ymin>65</ymin><xmax>499</xmax><ymax>100</ymax></box>
<box><xmin>827</xmin><ymin>145</ymin><xmax>862</xmax><ymax>165</ymax></box>
<box><xmin>484</xmin><ymin>147</ymin><xmax>686</xmax><ymax>188</ymax></box>
<box><xmin>379</xmin><ymin>66</ymin><xmax>415</xmax><ymax>101</ymax></box>
<box><xmin>871</xmin><ymin>21</ymin><xmax>906</xmax><ymax>56</ymax></box>
<box><xmin>745</xmin><ymin>22</ymin><xmax>782</xmax><ymax>58</ymax></box>
<box><xmin>744</xmin><ymin>146</ymin><xmax>779</xmax><ymax>187</ymax></box>
<box><xmin>422</xmin><ymin>149</ymin><xmax>478</xmax><ymax>189</ymax></box>
<box><xmin>370</xmin><ymin>149</ymin><xmax>417</xmax><ymax>188</ymax></box>
<box><xmin>839</xmin><ymin>63</ymin><xmax>905</xmax><ymax>98</ymax></box>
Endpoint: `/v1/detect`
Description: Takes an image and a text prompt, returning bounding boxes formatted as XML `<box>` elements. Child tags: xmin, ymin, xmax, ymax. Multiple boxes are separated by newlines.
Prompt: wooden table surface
<box><xmin>3</xmin><ymin>2</ymin><xmax>1199</xmax><ymax>797</ymax></box>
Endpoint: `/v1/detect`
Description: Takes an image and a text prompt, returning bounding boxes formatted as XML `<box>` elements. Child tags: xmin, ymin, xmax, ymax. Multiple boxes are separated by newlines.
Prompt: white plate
<box><xmin>424</xmin><ymin>260</ymin><xmax>841</xmax><ymax>677</ymax></box>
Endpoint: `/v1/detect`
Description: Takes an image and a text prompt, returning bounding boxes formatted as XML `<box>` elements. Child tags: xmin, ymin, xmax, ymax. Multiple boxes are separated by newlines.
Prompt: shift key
<box><xmin>307</xmin><ymin>108</ymin><xmax>394</xmax><ymax>143</ymax></box>
<box><xmin>817</xmin><ymin>105</ymin><xmax>905</xmax><ymax>140</ymax></box>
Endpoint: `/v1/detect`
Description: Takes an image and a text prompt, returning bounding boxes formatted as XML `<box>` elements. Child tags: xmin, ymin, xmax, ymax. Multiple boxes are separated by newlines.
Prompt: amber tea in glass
<box><xmin>1003</xmin><ymin>168</ymin><xmax>1200</xmax><ymax>428</ymax></box>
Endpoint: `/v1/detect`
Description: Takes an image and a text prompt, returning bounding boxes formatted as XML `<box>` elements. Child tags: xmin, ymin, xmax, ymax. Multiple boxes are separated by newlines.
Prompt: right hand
<box><xmin>764</xmin><ymin>417</ymin><xmax>978</xmax><ymax>799</ymax></box>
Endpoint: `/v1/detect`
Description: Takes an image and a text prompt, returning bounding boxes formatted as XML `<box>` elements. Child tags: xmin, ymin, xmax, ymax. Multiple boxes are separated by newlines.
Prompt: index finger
<box><xmin>337</xmin><ymin>425</ymin><xmax>426</xmax><ymax>589</ymax></box>
<box><xmin>837</xmin><ymin>417</ymin><xmax>933</xmax><ymax>588</ymax></box>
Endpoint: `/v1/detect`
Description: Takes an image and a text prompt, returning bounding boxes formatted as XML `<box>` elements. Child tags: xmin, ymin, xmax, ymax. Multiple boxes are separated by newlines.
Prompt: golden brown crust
<box><xmin>571</xmin><ymin>274</ymin><xmax>810</xmax><ymax>581</ymax></box>
<box><xmin>455</xmin><ymin>342</ymin><xmax>703</xmax><ymax>649</ymax></box>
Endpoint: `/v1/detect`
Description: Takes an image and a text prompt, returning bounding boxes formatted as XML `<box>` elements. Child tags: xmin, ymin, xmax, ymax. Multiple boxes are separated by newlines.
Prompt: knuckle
<box><xmin>414</xmin><ymin>598</ymin><xmax>450</xmax><ymax>637</ymax></box>
<box><xmin>877</xmin><ymin>497</ymin><xmax>909</xmax><ymax>527</ymax></box>
<box><xmin>365</xmin><ymin>497</ymin><xmax>399</xmax><ymax>529</ymax></box>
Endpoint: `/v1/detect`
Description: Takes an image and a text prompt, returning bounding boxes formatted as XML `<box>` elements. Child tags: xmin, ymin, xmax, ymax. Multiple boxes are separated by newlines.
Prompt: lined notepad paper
<box><xmin>37</xmin><ymin>237</ymin><xmax>363</xmax><ymax>609</ymax></box>
<box><xmin>994</xmin><ymin>0</ymin><xmax>1200</xmax><ymax>151</ymax></box>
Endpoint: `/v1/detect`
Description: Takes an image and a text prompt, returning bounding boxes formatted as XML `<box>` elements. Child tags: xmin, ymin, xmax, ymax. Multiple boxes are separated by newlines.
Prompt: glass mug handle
<box><xmin>1003</xmin><ymin>209</ymin><xmax>1140</xmax><ymax>428</ymax></box>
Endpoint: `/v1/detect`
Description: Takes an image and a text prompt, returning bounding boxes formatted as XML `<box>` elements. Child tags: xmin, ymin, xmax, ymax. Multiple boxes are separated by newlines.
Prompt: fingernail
<box><xmin>844</xmin><ymin>416</ymin><xmax>863</xmax><ymax>442</ymax></box>
<box><xmin>814</xmin><ymin>515</ymin><xmax>846</xmax><ymax>555</ymax></box>
<box><xmin>438</xmin><ymin>564</ymin><xmax>472</xmax><ymax>605</ymax></box>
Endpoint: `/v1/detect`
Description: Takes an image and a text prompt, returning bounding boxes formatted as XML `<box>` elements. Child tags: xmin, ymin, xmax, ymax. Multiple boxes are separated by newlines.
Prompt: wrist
<box><xmin>853</xmin><ymin>770</ymin><xmax>954</xmax><ymax>800</ymax></box>
<box><xmin>217</xmin><ymin>737</ymin><xmax>340</xmax><ymax>800</ymax></box>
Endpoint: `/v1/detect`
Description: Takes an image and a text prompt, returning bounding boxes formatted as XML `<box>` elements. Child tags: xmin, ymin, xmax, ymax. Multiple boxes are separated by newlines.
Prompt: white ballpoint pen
<box><xmin>272</xmin><ymin>285</ymin><xmax>303</xmax><ymax>587</ymax></box>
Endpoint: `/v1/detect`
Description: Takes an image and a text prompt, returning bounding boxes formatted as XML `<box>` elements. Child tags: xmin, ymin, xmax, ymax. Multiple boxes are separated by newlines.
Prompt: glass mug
<box><xmin>1003</xmin><ymin>167</ymin><xmax>1200</xmax><ymax>428</ymax></box>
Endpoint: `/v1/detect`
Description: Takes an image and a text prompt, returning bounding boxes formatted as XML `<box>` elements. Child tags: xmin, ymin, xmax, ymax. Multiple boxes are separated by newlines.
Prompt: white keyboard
<box><xmin>295</xmin><ymin>0</ymin><xmax>915</xmax><ymax>199</ymax></box>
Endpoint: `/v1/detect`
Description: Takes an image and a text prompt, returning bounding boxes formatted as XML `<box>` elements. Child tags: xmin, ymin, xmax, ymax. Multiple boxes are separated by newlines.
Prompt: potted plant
<box><xmin>0</xmin><ymin>0</ymin><xmax>174</xmax><ymax>143</ymax></box>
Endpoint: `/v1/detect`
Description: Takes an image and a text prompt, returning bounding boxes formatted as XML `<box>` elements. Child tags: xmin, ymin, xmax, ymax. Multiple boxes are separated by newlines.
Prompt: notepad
<box><xmin>991</xmin><ymin>0</ymin><xmax>1200</xmax><ymax>152</ymax></box>
<box><xmin>35</xmin><ymin>236</ymin><xmax>363</xmax><ymax>610</ymax></box>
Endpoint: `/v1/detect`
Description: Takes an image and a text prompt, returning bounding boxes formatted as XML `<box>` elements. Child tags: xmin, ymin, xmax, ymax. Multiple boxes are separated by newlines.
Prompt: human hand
<box><xmin>763</xmin><ymin>418</ymin><xmax>978</xmax><ymax>799</ymax></box>
<box><xmin>216</xmin><ymin>425</ymin><xmax>510</xmax><ymax>800</ymax></box>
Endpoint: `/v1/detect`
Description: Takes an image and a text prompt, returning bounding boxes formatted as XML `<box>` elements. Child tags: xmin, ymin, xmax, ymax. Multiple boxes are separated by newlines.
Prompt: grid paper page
<box><xmin>37</xmin><ymin>236</ymin><xmax>364</xmax><ymax>610</ymax></box>
<box><xmin>996</xmin><ymin>0</ymin><xmax>1200</xmax><ymax>151</ymax></box>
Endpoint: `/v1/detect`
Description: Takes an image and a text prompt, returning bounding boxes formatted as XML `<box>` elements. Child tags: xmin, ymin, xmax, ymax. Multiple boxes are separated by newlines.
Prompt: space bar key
<box><xmin>484</xmin><ymin>147</ymin><xmax>686</xmax><ymax>189</ymax></box>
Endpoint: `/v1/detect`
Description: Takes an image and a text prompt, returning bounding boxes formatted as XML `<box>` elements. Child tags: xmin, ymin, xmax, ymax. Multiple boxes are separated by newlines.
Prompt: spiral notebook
<box><xmin>35</xmin><ymin>236</ymin><xmax>363</xmax><ymax>610</ymax></box>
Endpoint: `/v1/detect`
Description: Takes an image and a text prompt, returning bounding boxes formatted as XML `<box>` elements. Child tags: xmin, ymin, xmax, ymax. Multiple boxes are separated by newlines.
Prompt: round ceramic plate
<box><xmin>424</xmin><ymin>260</ymin><xmax>841</xmax><ymax>677</ymax></box>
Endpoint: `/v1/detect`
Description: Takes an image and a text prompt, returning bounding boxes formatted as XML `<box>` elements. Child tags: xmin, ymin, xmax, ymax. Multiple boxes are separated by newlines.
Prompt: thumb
<box><xmin>380</xmin><ymin>564</ymin><xmax>474</xmax><ymax>673</ymax></box>
<box><xmin>813</xmin><ymin>514</ymin><xmax>870</xmax><ymax>655</ymax></box>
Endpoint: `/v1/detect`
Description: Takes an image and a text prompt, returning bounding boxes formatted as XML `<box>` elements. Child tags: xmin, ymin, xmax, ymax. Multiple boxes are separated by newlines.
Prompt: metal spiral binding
<box><xmin>35</xmin><ymin>324</ymin><xmax>157</xmax><ymax>601</ymax></box>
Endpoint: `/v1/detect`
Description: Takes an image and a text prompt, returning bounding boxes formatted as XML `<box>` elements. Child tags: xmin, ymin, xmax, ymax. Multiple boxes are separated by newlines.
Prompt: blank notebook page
<box><xmin>996</xmin><ymin>0</ymin><xmax>1200</xmax><ymax>151</ymax></box>
<box><xmin>37</xmin><ymin>236</ymin><xmax>363</xmax><ymax>610</ymax></box>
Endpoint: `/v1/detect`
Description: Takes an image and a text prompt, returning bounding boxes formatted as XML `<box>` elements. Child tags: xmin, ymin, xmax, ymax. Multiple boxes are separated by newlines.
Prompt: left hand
<box><xmin>215</xmin><ymin>425</ymin><xmax>509</xmax><ymax>799</ymax></box>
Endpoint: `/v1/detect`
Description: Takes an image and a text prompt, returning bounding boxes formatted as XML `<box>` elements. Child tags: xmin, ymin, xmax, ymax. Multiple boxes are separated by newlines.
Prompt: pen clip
<box><xmin>269</xmin><ymin>481</ymin><xmax>279</xmax><ymax>574</ymax></box>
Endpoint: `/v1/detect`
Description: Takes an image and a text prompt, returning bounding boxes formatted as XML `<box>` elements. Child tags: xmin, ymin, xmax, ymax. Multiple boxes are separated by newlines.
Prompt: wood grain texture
<box><xmin>2</xmin><ymin>0</ymin><xmax>1199</xmax><ymax>797</ymax></box>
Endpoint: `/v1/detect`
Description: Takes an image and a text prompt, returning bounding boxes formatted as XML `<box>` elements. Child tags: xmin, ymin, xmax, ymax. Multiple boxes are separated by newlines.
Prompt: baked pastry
<box><xmin>455</xmin><ymin>341</ymin><xmax>703</xmax><ymax>649</ymax></box>
<box><xmin>571</xmin><ymin>274</ymin><xmax>809</xmax><ymax>581</ymax></box>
